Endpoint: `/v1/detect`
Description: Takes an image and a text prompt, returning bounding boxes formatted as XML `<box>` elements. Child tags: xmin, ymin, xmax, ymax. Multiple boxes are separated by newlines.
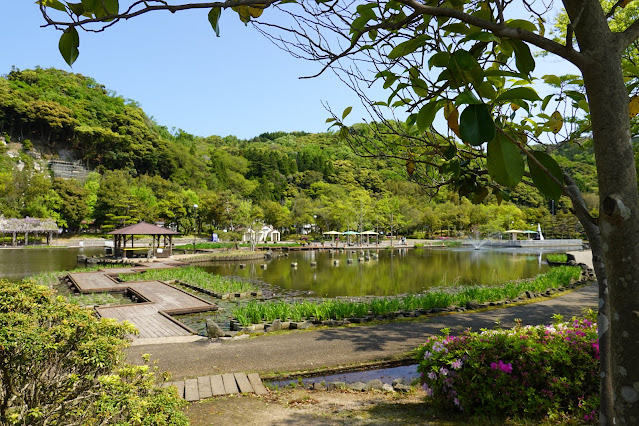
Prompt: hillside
<box><xmin>0</xmin><ymin>67</ymin><xmax>596</xmax><ymax>239</ymax></box>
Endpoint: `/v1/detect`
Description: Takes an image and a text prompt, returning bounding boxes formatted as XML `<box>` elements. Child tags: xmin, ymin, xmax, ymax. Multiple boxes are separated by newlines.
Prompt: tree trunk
<box><xmin>565</xmin><ymin>174</ymin><xmax>614</xmax><ymax>423</ymax></box>
<box><xmin>563</xmin><ymin>0</ymin><xmax>639</xmax><ymax>422</ymax></box>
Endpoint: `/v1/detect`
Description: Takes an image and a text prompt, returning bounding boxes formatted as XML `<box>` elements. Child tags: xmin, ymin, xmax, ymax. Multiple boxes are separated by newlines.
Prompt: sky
<box><xmin>2</xmin><ymin>2</ymin><xmax>577</xmax><ymax>140</ymax></box>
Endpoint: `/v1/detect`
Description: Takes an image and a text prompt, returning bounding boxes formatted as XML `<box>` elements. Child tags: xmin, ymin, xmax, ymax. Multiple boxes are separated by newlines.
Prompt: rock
<box><xmin>349</xmin><ymin>382</ymin><xmax>367</xmax><ymax>392</ymax></box>
<box><xmin>311</xmin><ymin>382</ymin><xmax>326</xmax><ymax>391</ymax></box>
<box><xmin>391</xmin><ymin>378</ymin><xmax>406</xmax><ymax>387</ymax></box>
<box><xmin>365</xmin><ymin>379</ymin><xmax>384</xmax><ymax>391</ymax></box>
<box><xmin>393</xmin><ymin>383</ymin><xmax>411</xmax><ymax>393</ymax></box>
<box><xmin>205</xmin><ymin>320</ymin><xmax>225</xmax><ymax>339</ymax></box>
<box><xmin>223</xmin><ymin>330</ymin><xmax>238</xmax><ymax>338</ymax></box>
<box><xmin>328</xmin><ymin>381</ymin><xmax>346</xmax><ymax>391</ymax></box>
<box><xmin>270</xmin><ymin>319</ymin><xmax>282</xmax><ymax>331</ymax></box>
<box><xmin>465</xmin><ymin>301</ymin><xmax>479</xmax><ymax>310</ymax></box>
<box><xmin>298</xmin><ymin>321</ymin><xmax>315</xmax><ymax>330</ymax></box>
<box><xmin>382</xmin><ymin>383</ymin><xmax>395</xmax><ymax>392</ymax></box>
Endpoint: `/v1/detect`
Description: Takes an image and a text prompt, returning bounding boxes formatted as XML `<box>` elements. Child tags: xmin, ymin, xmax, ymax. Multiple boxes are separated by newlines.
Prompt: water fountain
<box><xmin>468</xmin><ymin>233</ymin><xmax>487</xmax><ymax>250</ymax></box>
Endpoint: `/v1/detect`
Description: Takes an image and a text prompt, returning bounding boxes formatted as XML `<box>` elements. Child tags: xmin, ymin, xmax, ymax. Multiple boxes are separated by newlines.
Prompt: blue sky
<box><xmin>2</xmin><ymin>2</ymin><xmax>576</xmax><ymax>140</ymax></box>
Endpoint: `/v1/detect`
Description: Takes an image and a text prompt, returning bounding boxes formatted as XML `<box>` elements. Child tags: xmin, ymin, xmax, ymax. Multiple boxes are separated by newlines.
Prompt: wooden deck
<box><xmin>163</xmin><ymin>372</ymin><xmax>268</xmax><ymax>401</ymax></box>
<box><xmin>96</xmin><ymin>304</ymin><xmax>193</xmax><ymax>338</ymax></box>
<box><xmin>68</xmin><ymin>263</ymin><xmax>217</xmax><ymax>340</ymax></box>
<box><xmin>68</xmin><ymin>272</ymin><xmax>124</xmax><ymax>292</ymax></box>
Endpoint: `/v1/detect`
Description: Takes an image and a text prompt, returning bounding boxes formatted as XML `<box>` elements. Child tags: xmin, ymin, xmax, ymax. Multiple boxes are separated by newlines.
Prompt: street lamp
<box><xmin>193</xmin><ymin>204</ymin><xmax>198</xmax><ymax>254</ymax></box>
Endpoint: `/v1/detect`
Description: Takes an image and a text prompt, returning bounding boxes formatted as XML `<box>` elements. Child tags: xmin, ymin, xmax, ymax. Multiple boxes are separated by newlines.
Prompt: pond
<box><xmin>198</xmin><ymin>247</ymin><xmax>555</xmax><ymax>297</ymax></box>
<box><xmin>0</xmin><ymin>246</ymin><xmax>105</xmax><ymax>281</ymax></box>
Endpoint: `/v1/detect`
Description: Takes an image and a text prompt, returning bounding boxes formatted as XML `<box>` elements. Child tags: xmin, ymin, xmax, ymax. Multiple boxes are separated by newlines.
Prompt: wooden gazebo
<box><xmin>108</xmin><ymin>222</ymin><xmax>179</xmax><ymax>258</ymax></box>
<box><xmin>0</xmin><ymin>216</ymin><xmax>59</xmax><ymax>246</ymax></box>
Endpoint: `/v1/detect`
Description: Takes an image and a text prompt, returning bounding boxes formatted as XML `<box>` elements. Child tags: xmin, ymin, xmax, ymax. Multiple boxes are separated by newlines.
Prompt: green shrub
<box><xmin>415</xmin><ymin>313</ymin><xmax>598</xmax><ymax>421</ymax></box>
<box><xmin>547</xmin><ymin>253</ymin><xmax>568</xmax><ymax>263</ymax></box>
<box><xmin>0</xmin><ymin>279</ymin><xmax>187</xmax><ymax>425</ymax></box>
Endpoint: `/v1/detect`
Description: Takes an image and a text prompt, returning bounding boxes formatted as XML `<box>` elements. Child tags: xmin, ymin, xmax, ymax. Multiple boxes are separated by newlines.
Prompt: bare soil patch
<box><xmin>184</xmin><ymin>387</ymin><xmax>443</xmax><ymax>425</ymax></box>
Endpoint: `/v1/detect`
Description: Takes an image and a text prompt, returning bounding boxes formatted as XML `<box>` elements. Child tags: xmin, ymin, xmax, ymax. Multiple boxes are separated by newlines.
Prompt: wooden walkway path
<box><xmin>66</xmin><ymin>262</ymin><xmax>217</xmax><ymax>339</ymax></box>
<box><xmin>163</xmin><ymin>372</ymin><xmax>268</xmax><ymax>401</ymax></box>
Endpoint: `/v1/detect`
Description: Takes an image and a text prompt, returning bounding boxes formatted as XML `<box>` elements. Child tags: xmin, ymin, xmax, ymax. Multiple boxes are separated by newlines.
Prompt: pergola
<box><xmin>108</xmin><ymin>222</ymin><xmax>180</xmax><ymax>258</ymax></box>
<box><xmin>0</xmin><ymin>216</ymin><xmax>59</xmax><ymax>246</ymax></box>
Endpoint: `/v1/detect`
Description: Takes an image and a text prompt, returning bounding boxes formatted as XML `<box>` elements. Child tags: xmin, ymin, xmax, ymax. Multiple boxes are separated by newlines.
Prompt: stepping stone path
<box><xmin>163</xmin><ymin>372</ymin><xmax>268</xmax><ymax>401</ymax></box>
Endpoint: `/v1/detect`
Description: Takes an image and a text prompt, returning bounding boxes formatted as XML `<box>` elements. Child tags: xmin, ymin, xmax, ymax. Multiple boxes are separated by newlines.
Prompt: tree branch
<box><xmin>398</xmin><ymin>0</ymin><xmax>588</xmax><ymax>69</ymax></box>
<box><xmin>620</xmin><ymin>19</ymin><xmax>639</xmax><ymax>51</ymax></box>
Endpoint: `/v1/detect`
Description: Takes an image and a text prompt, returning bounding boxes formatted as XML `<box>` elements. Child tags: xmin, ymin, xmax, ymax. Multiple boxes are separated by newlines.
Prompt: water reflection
<box><xmin>199</xmin><ymin>247</ymin><xmax>554</xmax><ymax>297</ymax></box>
<box><xmin>0</xmin><ymin>247</ymin><xmax>105</xmax><ymax>280</ymax></box>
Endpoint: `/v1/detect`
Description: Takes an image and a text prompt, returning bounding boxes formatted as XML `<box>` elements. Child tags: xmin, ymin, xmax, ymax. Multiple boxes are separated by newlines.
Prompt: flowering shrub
<box><xmin>415</xmin><ymin>313</ymin><xmax>599</xmax><ymax>421</ymax></box>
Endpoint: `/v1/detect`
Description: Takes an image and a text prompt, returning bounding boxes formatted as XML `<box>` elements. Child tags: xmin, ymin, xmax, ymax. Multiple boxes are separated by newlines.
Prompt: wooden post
<box><xmin>24</xmin><ymin>232</ymin><xmax>28</xmax><ymax>246</ymax></box>
<box><xmin>12</xmin><ymin>232</ymin><xmax>16</xmax><ymax>246</ymax></box>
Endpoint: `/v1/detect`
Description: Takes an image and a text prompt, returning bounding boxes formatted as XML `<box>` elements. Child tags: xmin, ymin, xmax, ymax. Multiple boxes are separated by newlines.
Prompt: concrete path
<box><xmin>126</xmin><ymin>281</ymin><xmax>598</xmax><ymax>381</ymax></box>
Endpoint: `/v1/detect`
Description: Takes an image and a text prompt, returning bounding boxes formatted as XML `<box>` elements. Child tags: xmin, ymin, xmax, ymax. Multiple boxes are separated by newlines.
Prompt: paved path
<box><xmin>126</xmin><ymin>281</ymin><xmax>598</xmax><ymax>381</ymax></box>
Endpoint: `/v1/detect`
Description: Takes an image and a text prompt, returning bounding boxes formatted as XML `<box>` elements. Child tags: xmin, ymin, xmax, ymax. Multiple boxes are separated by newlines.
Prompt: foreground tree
<box><xmin>36</xmin><ymin>0</ymin><xmax>639</xmax><ymax>423</ymax></box>
<box><xmin>0</xmin><ymin>279</ymin><xmax>187</xmax><ymax>425</ymax></box>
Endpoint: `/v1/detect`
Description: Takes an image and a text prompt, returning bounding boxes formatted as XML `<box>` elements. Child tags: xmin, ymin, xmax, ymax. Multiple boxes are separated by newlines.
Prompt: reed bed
<box><xmin>546</xmin><ymin>253</ymin><xmax>568</xmax><ymax>263</ymax></box>
<box><xmin>66</xmin><ymin>292</ymin><xmax>122</xmax><ymax>307</ymax></box>
<box><xmin>119</xmin><ymin>266</ymin><xmax>257</xmax><ymax>294</ymax></box>
<box><xmin>231</xmin><ymin>266</ymin><xmax>582</xmax><ymax>327</ymax></box>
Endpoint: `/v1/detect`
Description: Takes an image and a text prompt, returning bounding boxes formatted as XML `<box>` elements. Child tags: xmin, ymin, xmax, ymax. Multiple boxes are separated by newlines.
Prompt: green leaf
<box><xmin>411</xmin><ymin>78</ymin><xmax>429</xmax><ymax>97</ymax></box>
<box><xmin>487</xmin><ymin>132</ymin><xmax>524</xmax><ymax>187</ymax></box>
<box><xmin>428</xmin><ymin>51</ymin><xmax>450</xmax><ymax>69</ymax></box>
<box><xmin>342</xmin><ymin>106</ymin><xmax>353</xmax><ymax>120</ymax></box>
<box><xmin>208</xmin><ymin>7</ymin><xmax>222</xmax><ymax>37</ymax></box>
<box><xmin>326</xmin><ymin>117</ymin><xmax>336</xmax><ymax>123</ymax></box>
<box><xmin>443</xmin><ymin>143</ymin><xmax>457</xmax><ymax>160</ymax></box>
<box><xmin>473</xmin><ymin>186</ymin><xmax>489</xmax><ymax>204</ymax></box>
<box><xmin>105</xmin><ymin>0</ymin><xmax>118</xmax><ymax>14</ymax></box>
<box><xmin>511</xmin><ymin>40</ymin><xmax>535</xmax><ymax>75</ymax></box>
<box><xmin>455</xmin><ymin>90</ymin><xmax>481</xmax><ymax>105</ymax></box>
<box><xmin>81</xmin><ymin>0</ymin><xmax>96</xmax><ymax>12</ymax></box>
<box><xmin>528</xmin><ymin>151</ymin><xmax>564</xmax><ymax>201</ymax></box>
<box><xmin>496</xmin><ymin>87</ymin><xmax>541</xmax><ymax>102</ymax></box>
<box><xmin>388</xmin><ymin>34</ymin><xmax>430</xmax><ymax>60</ymax></box>
<box><xmin>542</xmin><ymin>74</ymin><xmax>562</xmax><ymax>87</ymax></box>
<box><xmin>59</xmin><ymin>27</ymin><xmax>80</xmax><ymax>67</ymax></box>
<box><xmin>442</xmin><ymin>23</ymin><xmax>470</xmax><ymax>35</ymax></box>
<box><xmin>415</xmin><ymin>102</ymin><xmax>438</xmax><ymax>133</ymax></box>
<box><xmin>41</xmin><ymin>0</ymin><xmax>67</xmax><ymax>12</ymax></box>
<box><xmin>459</xmin><ymin>104</ymin><xmax>495</xmax><ymax>146</ymax></box>
<box><xmin>462</xmin><ymin>32</ymin><xmax>500</xmax><ymax>43</ymax></box>
<box><xmin>68</xmin><ymin>3</ymin><xmax>85</xmax><ymax>15</ymax></box>
<box><xmin>506</xmin><ymin>19</ymin><xmax>537</xmax><ymax>32</ymax></box>
<box><xmin>541</xmin><ymin>94</ymin><xmax>554</xmax><ymax>111</ymax></box>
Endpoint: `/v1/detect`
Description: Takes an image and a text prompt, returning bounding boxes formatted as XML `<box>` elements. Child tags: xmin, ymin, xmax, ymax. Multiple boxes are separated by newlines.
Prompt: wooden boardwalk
<box><xmin>163</xmin><ymin>372</ymin><xmax>268</xmax><ymax>401</ymax></box>
<box><xmin>67</xmin><ymin>262</ymin><xmax>217</xmax><ymax>339</ymax></box>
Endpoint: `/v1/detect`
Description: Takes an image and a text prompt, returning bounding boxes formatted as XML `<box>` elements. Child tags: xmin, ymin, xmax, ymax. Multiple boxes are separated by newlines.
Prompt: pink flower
<box><xmin>439</xmin><ymin>367</ymin><xmax>449</xmax><ymax>376</ymax></box>
<box><xmin>451</xmin><ymin>359</ymin><xmax>463</xmax><ymax>370</ymax></box>
<box><xmin>428</xmin><ymin>371</ymin><xmax>437</xmax><ymax>380</ymax></box>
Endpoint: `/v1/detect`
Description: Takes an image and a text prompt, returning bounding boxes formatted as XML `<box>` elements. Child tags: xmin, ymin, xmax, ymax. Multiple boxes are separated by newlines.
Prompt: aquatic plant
<box><xmin>230</xmin><ymin>266</ymin><xmax>582</xmax><ymax>326</ymax></box>
<box><xmin>119</xmin><ymin>266</ymin><xmax>257</xmax><ymax>294</ymax></box>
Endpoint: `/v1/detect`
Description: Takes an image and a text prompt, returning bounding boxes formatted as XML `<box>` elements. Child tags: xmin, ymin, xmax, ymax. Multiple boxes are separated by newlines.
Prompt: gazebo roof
<box><xmin>0</xmin><ymin>216</ymin><xmax>59</xmax><ymax>233</ymax></box>
<box><xmin>108</xmin><ymin>222</ymin><xmax>180</xmax><ymax>236</ymax></box>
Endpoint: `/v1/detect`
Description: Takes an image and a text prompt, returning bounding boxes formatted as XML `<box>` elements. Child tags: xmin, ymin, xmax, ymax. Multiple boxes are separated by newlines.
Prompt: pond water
<box><xmin>198</xmin><ymin>247</ymin><xmax>554</xmax><ymax>297</ymax></box>
<box><xmin>0</xmin><ymin>246</ymin><xmax>105</xmax><ymax>281</ymax></box>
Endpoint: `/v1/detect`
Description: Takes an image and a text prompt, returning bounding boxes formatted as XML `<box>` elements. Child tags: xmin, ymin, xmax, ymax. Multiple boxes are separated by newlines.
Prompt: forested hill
<box><xmin>0</xmin><ymin>67</ymin><xmax>596</xmax><ymax>238</ymax></box>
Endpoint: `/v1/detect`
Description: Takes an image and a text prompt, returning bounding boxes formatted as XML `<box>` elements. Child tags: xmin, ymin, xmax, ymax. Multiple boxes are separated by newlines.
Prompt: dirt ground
<box><xmin>184</xmin><ymin>387</ymin><xmax>442</xmax><ymax>425</ymax></box>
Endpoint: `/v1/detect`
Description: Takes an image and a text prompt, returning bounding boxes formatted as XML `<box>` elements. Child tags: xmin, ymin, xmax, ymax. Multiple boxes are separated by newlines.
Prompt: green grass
<box><xmin>119</xmin><ymin>265</ymin><xmax>258</xmax><ymax>294</ymax></box>
<box><xmin>546</xmin><ymin>253</ymin><xmax>568</xmax><ymax>263</ymax></box>
<box><xmin>66</xmin><ymin>292</ymin><xmax>122</xmax><ymax>307</ymax></box>
<box><xmin>28</xmin><ymin>265</ymin><xmax>121</xmax><ymax>288</ymax></box>
<box><xmin>231</xmin><ymin>266</ymin><xmax>582</xmax><ymax>326</ymax></box>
